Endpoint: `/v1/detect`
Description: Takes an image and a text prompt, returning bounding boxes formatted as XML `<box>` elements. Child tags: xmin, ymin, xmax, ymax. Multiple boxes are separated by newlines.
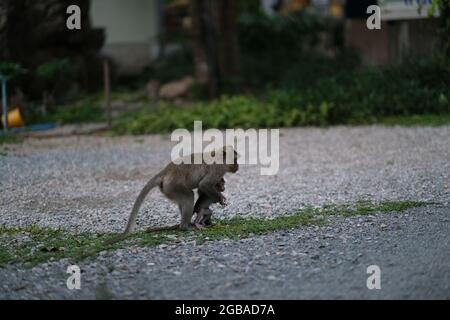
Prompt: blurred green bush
<box><xmin>26</xmin><ymin>96</ymin><xmax>104</xmax><ymax>125</ymax></box>
<box><xmin>238</xmin><ymin>11</ymin><xmax>347</xmax><ymax>91</ymax></box>
<box><xmin>114</xmin><ymin>56</ymin><xmax>450</xmax><ymax>134</ymax></box>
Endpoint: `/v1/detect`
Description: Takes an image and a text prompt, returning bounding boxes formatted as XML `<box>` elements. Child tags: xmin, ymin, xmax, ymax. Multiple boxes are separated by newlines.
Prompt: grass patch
<box><xmin>379</xmin><ymin>113</ymin><xmax>450</xmax><ymax>126</ymax></box>
<box><xmin>112</xmin><ymin>96</ymin><xmax>450</xmax><ymax>136</ymax></box>
<box><xmin>0</xmin><ymin>134</ymin><xmax>23</xmax><ymax>145</ymax></box>
<box><xmin>26</xmin><ymin>90</ymin><xmax>148</xmax><ymax>126</ymax></box>
<box><xmin>193</xmin><ymin>207</ymin><xmax>327</xmax><ymax>244</ymax></box>
<box><xmin>26</xmin><ymin>95</ymin><xmax>105</xmax><ymax>125</ymax></box>
<box><xmin>321</xmin><ymin>200</ymin><xmax>430</xmax><ymax>217</ymax></box>
<box><xmin>0</xmin><ymin>226</ymin><xmax>125</xmax><ymax>268</ymax></box>
<box><xmin>0</xmin><ymin>247</ymin><xmax>13</xmax><ymax>265</ymax></box>
<box><xmin>0</xmin><ymin>200</ymin><xmax>431</xmax><ymax>267</ymax></box>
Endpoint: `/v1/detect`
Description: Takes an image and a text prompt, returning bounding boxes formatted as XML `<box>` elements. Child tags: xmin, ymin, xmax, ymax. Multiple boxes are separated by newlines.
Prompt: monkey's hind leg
<box><xmin>194</xmin><ymin>208</ymin><xmax>214</xmax><ymax>228</ymax></box>
<box><xmin>164</xmin><ymin>187</ymin><xmax>196</xmax><ymax>231</ymax></box>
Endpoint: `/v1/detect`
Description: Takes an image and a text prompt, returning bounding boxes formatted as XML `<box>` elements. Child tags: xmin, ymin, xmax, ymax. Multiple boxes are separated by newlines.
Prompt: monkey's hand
<box><xmin>219</xmin><ymin>195</ymin><xmax>228</xmax><ymax>206</ymax></box>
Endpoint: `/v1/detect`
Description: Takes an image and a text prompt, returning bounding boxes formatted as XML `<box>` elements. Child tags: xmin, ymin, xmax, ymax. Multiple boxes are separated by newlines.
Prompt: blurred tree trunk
<box><xmin>189</xmin><ymin>0</ymin><xmax>212</xmax><ymax>95</ymax></box>
<box><xmin>189</xmin><ymin>0</ymin><xmax>240</xmax><ymax>99</ymax></box>
<box><xmin>217</xmin><ymin>0</ymin><xmax>240</xmax><ymax>79</ymax></box>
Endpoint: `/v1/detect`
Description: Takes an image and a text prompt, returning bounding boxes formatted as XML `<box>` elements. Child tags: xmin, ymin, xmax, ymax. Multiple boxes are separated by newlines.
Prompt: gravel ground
<box><xmin>1</xmin><ymin>126</ymin><xmax>449</xmax><ymax>233</ymax></box>
<box><xmin>1</xmin><ymin>205</ymin><xmax>449</xmax><ymax>299</ymax></box>
<box><xmin>0</xmin><ymin>125</ymin><xmax>449</xmax><ymax>299</ymax></box>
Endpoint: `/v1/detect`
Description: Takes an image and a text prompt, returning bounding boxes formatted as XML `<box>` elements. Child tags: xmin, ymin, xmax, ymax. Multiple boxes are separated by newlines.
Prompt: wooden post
<box><xmin>103</xmin><ymin>59</ymin><xmax>112</xmax><ymax>129</ymax></box>
<box><xmin>1</xmin><ymin>76</ymin><xmax>8</xmax><ymax>133</ymax></box>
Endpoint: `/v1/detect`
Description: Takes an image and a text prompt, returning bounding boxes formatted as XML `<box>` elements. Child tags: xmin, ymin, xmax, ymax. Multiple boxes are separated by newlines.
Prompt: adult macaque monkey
<box><xmin>105</xmin><ymin>146</ymin><xmax>238</xmax><ymax>245</ymax></box>
<box><xmin>144</xmin><ymin>178</ymin><xmax>226</xmax><ymax>232</ymax></box>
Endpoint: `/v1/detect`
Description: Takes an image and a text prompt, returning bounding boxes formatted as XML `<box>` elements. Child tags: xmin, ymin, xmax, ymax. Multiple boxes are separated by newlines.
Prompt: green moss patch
<box><xmin>0</xmin><ymin>200</ymin><xmax>431</xmax><ymax>267</ymax></box>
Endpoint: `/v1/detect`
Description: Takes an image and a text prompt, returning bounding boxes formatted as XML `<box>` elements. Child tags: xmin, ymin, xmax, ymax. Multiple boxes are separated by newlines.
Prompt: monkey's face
<box><xmin>217</xmin><ymin>146</ymin><xmax>239</xmax><ymax>173</ymax></box>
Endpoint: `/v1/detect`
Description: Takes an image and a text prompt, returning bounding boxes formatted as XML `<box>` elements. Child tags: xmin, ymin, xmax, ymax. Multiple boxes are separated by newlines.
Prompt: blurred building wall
<box><xmin>90</xmin><ymin>0</ymin><xmax>161</xmax><ymax>75</ymax></box>
<box><xmin>344</xmin><ymin>0</ymin><xmax>440</xmax><ymax>65</ymax></box>
<box><xmin>345</xmin><ymin>19</ymin><xmax>439</xmax><ymax>65</ymax></box>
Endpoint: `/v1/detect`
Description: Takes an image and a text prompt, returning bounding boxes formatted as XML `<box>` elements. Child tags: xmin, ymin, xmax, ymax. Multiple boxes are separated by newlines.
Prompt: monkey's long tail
<box><xmin>145</xmin><ymin>224</ymin><xmax>180</xmax><ymax>232</ymax></box>
<box><xmin>104</xmin><ymin>174</ymin><xmax>162</xmax><ymax>246</ymax></box>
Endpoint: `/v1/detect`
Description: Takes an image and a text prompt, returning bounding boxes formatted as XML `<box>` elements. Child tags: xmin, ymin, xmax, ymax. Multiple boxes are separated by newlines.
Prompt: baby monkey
<box><xmin>193</xmin><ymin>177</ymin><xmax>226</xmax><ymax>228</ymax></box>
<box><xmin>145</xmin><ymin>178</ymin><xmax>226</xmax><ymax>232</ymax></box>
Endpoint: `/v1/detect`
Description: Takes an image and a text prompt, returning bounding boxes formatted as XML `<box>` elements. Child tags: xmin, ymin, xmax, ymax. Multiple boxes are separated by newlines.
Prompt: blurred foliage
<box><xmin>26</xmin><ymin>96</ymin><xmax>104</xmax><ymax>125</ymax></box>
<box><xmin>429</xmin><ymin>0</ymin><xmax>450</xmax><ymax>62</ymax></box>
<box><xmin>36</xmin><ymin>58</ymin><xmax>74</xmax><ymax>79</ymax></box>
<box><xmin>0</xmin><ymin>134</ymin><xmax>23</xmax><ymax>145</ymax></box>
<box><xmin>114</xmin><ymin>57</ymin><xmax>450</xmax><ymax>134</ymax></box>
<box><xmin>33</xmin><ymin>58</ymin><xmax>80</xmax><ymax>114</ymax></box>
<box><xmin>237</xmin><ymin>0</ymin><xmax>262</xmax><ymax>14</ymax></box>
<box><xmin>0</xmin><ymin>62</ymin><xmax>26</xmax><ymax>79</ymax></box>
<box><xmin>380</xmin><ymin>113</ymin><xmax>450</xmax><ymax>126</ymax></box>
<box><xmin>239</xmin><ymin>11</ymin><xmax>343</xmax><ymax>55</ymax></box>
<box><xmin>36</xmin><ymin>58</ymin><xmax>77</xmax><ymax>102</ymax></box>
<box><xmin>140</xmin><ymin>47</ymin><xmax>194</xmax><ymax>85</ymax></box>
<box><xmin>114</xmin><ymin>96</ymin><xmax>275</xmax><ymax>134</ymax></box>
<box><xmin>135</xmin><ymin>11</ymin><xmax>346</xmax><ymax>96</ymax></box>
<box><xmin>237</xmin><ymin>11</ymin><xmax>346</xmax><ymax>91</ymax></box>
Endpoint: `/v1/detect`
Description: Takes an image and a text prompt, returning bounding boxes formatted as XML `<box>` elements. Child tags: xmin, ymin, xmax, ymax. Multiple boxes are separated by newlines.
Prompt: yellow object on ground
<box><xmin>2</xmin><ymin>107</ymin><xmax>25</xmax><ymax>128</ymax></box>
